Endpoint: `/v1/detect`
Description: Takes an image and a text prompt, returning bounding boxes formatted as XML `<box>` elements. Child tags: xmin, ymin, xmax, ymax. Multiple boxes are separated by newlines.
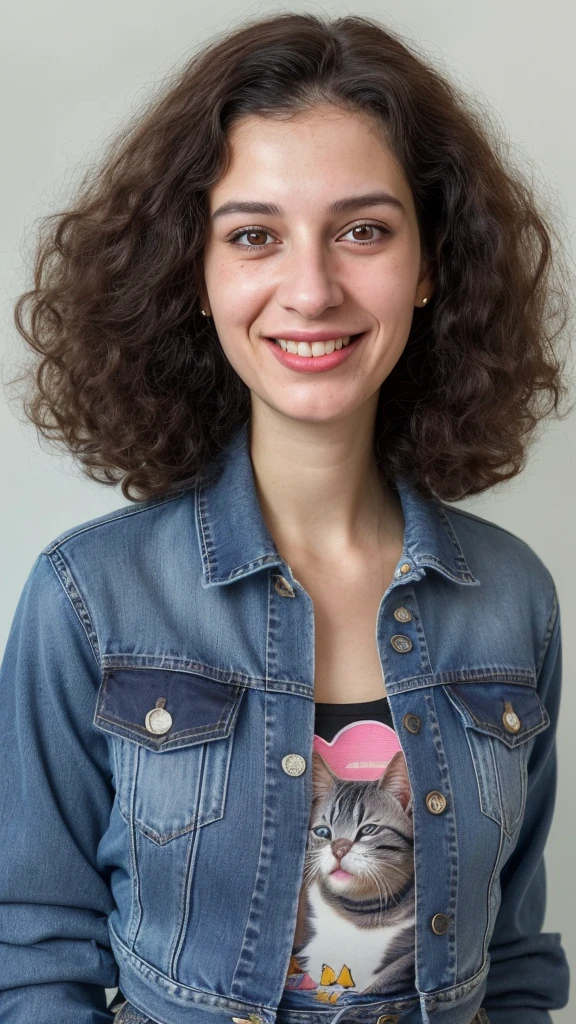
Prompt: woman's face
<box><xmin>203</xmin><ymin>104</ymin><xmax>433</xmax><ymax>427</ymax></box>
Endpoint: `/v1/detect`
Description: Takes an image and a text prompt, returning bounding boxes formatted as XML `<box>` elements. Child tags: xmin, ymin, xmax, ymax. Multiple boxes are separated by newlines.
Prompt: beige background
<box><xmin>1</xmin><ymin>0</ymin><xmax>573</xmax><ymax>1017</ymax></box>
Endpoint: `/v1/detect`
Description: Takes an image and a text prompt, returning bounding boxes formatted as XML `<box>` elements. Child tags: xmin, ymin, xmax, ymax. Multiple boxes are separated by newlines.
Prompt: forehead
<box><xmin>209</xmin><ymin>106</ymin><xmax>413</xmax><ymax>214</ymax></box>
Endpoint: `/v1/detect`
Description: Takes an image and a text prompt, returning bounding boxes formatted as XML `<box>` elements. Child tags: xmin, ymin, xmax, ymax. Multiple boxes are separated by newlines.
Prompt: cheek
<box><xmin>208</xmin><ymin>258</ymin><xmax>264</xmax><ymax>312</ymax></box>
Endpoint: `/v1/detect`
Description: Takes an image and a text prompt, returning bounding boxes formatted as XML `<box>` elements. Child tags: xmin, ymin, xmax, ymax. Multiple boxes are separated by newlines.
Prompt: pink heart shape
<box><xmin>314</xmin><ymin>720</ymin><xmax>403</xmax><ymax>780</ymax></box>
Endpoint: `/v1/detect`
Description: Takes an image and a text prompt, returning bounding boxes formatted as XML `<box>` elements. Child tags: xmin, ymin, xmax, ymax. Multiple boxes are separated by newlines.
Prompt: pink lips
<box><xmin>263</xmin><ymin>333</ymin><xmax>365</xmax><ymax>373</ymax></box>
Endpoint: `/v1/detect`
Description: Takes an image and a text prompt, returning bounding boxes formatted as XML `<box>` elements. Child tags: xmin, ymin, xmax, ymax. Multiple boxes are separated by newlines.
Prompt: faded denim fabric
<box><xmin>0</xmin><ymin>422</ymin><xmax>570</xmax><ymax>1024</ymax></box>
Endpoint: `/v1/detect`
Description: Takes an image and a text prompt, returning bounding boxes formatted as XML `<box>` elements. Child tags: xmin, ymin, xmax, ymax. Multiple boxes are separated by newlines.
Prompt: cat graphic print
<box><xmin>284</xmin><ymin>719</ymin><xmax>416</xmax><ymax>1004</ymax></box>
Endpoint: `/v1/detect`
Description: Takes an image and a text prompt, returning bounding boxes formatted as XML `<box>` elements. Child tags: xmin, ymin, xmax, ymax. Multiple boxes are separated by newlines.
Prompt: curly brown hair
<box><xmin>6</xmin><ymin>11</ymin><xmax>575</xmax><ymax>502</ymax></box>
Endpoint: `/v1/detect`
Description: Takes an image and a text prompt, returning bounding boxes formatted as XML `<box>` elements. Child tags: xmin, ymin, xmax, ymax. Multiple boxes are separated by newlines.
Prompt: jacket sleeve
<box><xmin>482</xmin><ymin>590</ymin><xmax>570</xmax><ymax>1023</ymax></box>
<box><xmin>0</xmin><ymin>552</ymin><xmax>119</xmax><ymax>1022</ymax></box>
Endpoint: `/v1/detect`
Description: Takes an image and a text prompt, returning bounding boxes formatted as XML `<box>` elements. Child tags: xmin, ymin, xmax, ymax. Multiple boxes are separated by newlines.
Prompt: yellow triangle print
<box><xmin>336</xmin><ymin>964</ymin><xmax>355</xmax><ymax>988</ymax></box>
<box><xmin>319</xmin><ymin>963</ymin><xmax>338</xmax><ymax>985</ymax></box>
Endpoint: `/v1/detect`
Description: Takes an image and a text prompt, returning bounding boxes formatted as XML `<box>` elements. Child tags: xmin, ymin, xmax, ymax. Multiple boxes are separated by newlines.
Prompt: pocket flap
<box><xmin>444</xmin><ymin>681</ymin><xmax>549</xmax><ymax>749</ymax></box>
<box><xmin>94</xmin><ymin>667</ymin><xmax>245</xmax><ymax>751</ymax></box>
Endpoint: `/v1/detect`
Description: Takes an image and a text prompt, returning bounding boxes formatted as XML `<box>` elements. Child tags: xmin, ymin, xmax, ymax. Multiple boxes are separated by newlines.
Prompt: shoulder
<box><xmin>40</xmin><ymin>489</ymin><xmax>199</xmax><ymax>594</ymax></box>
<box><xmin>42</xmin><ymin>491</ymin><xmax>187</xmax><ymax>557</ymax></box>
<box><xmin>42</xmin><ymin>490</ymin><xmax>190</xmax><ymax>556</ymax></box>
<box><xmin>440</xmin><ymin>501</ymin><xmax>557</xmax><ymax>615</ymax></box>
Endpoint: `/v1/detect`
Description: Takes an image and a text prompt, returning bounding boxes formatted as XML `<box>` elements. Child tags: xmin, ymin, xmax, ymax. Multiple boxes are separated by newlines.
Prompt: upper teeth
<box><xmin>273</xmin><ymin>337</ymin><xmax>351</xmax><ymax>357</ymax></box>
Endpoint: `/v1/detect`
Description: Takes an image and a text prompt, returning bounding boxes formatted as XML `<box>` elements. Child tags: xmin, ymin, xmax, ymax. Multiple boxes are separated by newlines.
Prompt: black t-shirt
<box><xmin>280</xmin><ymin>696</ymin><xmax>416</xmax><ymax>1007</ymax></box>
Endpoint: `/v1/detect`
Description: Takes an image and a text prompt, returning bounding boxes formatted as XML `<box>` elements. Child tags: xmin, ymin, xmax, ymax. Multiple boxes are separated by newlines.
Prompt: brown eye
<box><xmin>229</xmin><ymin>227</ymin><xmax>273</xmax><ymax>249</ymax></box>
<box><xmin>244</xmin><ymin>230</ymin><xmax>268</xmax><ymax>246</ymax></box>
<box><xmin>352</xmin><ymin>225</ymin><xmax>374</xmax><ymax>241</ymax></box>
<box><xmin>340</xmin><ymin>222</ymin><xmax>391</xmax><ymax>245</ymax></box>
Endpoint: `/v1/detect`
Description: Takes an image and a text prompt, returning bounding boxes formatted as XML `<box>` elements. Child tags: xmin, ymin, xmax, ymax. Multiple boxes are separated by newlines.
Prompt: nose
<box><xmin>275</xmin><ymin>241</ymin><xmax>345</xmax><ymax>319</ymax></box>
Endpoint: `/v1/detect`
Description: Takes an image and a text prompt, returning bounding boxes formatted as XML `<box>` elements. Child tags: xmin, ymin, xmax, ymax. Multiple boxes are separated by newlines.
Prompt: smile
<box><xmin>263</xmin><ymin>332</ymin><xmax>366</xmax><ymax>374</ymax></box>
<box><xmin>271</xmin><ymin>336</ymin><xmax>357</xmax><ymax>357</ymax></box>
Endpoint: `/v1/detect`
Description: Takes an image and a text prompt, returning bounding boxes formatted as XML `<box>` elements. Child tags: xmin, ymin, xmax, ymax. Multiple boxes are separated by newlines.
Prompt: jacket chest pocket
<box><xmin>94</xmin><ymin>667</ymin><xmax>245</xmax><ymax>845</ymax></box>
<box><xmin>444</xmin><ymin>680</ymin><xmax>550</xmax><ymax>839</ymax></box>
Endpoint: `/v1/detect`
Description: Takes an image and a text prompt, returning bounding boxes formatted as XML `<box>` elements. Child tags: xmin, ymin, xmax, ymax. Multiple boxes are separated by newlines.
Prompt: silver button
<box><xmin>273</xmin><ymin>574</ymin><xmax>295</xmax><ymax>598</ymax></box>
<box><xmin>502</xmin><ymin>701</ymin><xmax>521</xmax><ymax>733</ymax></box>
<box><xmin>145</xmin><ymin>697</ymin><xmax>173</xmax><ymax>735</ymax></box>
<box><xmin>282</xmin><ymin>754</ymin><xmax>306</xmax><ymax>776</ymax></box>
<box><xmin>390</xmin><ymin>634</ymin><xmax>413</xmax><ymax>653</ymax></box>
<box><xmin>394</xmin><ymin>606</ymin><xmax>412</xmax><ymax>623</ymax></box>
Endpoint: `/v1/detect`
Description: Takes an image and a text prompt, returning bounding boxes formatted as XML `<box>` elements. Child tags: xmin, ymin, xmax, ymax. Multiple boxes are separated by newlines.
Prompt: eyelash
<box><xmin>227</xmin><ymin>221</ymin><xmax>391</xmax><ymax>251</ymax></box>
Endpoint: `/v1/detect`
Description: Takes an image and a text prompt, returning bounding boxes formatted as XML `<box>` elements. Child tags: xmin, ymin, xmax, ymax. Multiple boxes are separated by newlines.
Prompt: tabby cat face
<box><xmin>306</xmin><ymin>750</ymin><xmax>414</xmax><ymax>900</ymax></box>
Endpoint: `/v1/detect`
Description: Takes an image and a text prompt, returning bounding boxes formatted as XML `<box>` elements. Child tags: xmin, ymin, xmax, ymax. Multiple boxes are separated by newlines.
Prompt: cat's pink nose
<box><xmin>332</xmin><ymin>839</ymin><xmax>352</xmax><ymax>859</ymax></box>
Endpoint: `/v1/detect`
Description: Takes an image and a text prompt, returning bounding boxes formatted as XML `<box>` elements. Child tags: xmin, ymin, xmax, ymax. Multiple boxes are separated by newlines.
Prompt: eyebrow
<box><xmin>211</xmin><ymin>190</ymin><xmax>406</xmax><ymax>221</ymax></box>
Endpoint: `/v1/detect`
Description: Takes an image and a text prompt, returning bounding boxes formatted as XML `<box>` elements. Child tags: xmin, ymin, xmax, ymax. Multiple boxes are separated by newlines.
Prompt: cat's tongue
<box><xmin>330</xmin><ymin>868</ymin><xmax>353</xmax><ymax>881</ymax></box>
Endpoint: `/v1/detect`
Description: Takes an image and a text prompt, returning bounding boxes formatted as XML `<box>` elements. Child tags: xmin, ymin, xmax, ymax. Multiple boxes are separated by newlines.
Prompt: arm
<box><xmin>0</xmin><ymin>552</ymin><xmax>118</xmax><ymax>1022</ymax></box>
<box><xmin>482</xmin><ymin>592</ymin><xmax>570</xmax><ymax>1023</ymax></box>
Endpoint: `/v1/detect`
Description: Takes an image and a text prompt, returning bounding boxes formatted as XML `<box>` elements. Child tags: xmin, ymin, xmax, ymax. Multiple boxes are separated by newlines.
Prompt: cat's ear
<box><xmin>379</xmin><ymin>751</ymin><xmax>412</xmax><ymax>811</ymax></box>
<box><xmin>312</xmin><ymin>749</ymin><xmax>339</xmax><ymax>798</ymax></box>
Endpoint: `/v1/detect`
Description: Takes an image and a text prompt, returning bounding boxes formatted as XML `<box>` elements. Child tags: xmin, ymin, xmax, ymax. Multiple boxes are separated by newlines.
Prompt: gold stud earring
<box><xmin>200</xmin><ymin>309</ymin><xmax>210</xmax><ymax>317</ymax></box>
<box><xmin>421</xmin><ymin>297</ymin><xmax>428</xmax><ymax>305</ymax></box>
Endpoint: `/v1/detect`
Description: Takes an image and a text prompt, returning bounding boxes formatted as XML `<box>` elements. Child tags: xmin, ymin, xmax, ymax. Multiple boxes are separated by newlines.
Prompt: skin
<box><xmin>202</xmin><ymin>104</ymin><xmax>434</xmax><ymax>574</ymax></box>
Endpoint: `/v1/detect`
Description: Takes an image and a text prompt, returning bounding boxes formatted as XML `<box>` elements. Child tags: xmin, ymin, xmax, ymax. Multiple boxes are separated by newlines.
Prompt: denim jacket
<box><xmin>0</xmin><ymin>422</ymin><xmax>570</xmax><ymax>1024</ymax></box>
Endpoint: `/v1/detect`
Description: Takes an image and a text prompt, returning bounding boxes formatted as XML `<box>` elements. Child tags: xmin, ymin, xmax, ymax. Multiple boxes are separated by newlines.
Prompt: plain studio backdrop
<box><xmin>1</xmin><ymin>0</ymin><xmax>574</xmax><ymax>1018</ymax></box>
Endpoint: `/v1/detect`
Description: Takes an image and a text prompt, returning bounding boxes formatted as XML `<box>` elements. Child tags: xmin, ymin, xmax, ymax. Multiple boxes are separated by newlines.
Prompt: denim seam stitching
<box><xmin>46</xmin><ymin>549</ymin><xmax>101</xmax><ymax>666</ymax></box>
<box><xmin>535</xmin><ymin>589</ymin><xmax>559</xmax><ymax>680</ymax></box>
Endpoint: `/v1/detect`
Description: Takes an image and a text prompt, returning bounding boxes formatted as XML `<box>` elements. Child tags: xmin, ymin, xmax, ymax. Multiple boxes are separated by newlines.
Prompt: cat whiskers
<box><xmin>363</xmin><ymin>863</ymin><xmax>395</xmax><ymax>911</ymax></box>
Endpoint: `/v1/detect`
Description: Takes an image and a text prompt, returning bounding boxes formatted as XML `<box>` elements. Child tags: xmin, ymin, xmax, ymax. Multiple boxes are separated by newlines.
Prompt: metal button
<box><xmin>394</xmin><ymin>562</ymin><xmax>413</xmax><ymax>579</ymax></box>
<box><xmin>144</xmin><ymin>697</ymin><xmax>173</xmax><ymax>735</ymax></box>
<box><xmin>377</xmin><ymin>1017</ymin><xmax>400</xmax><ymax>1024</ymax></box>
<box><xmin>431</xmin><ymin>913</ymin><xmax>450</xmax><ymax>934</ymax></box>
<box><xmin>273</xmin><ymin>574</ymin><xmax>295</xmax><ymax>598</ymax></box>
<box><xmin>426</xmin><ymin>791</ymin><xmax>447</xmax><ymax>814</ymax></box>
<box><xmin>390</xmin><ymin>634</ymin><xmax>413</xmax><ymax>653</ymax></box>
<box><xmin>403</xmin><ymin>712</ymin><xmax>421</xmax><ymax>733</ymax></box>
<box><xmin>282</xmin><ymin>754</ymin><xmax>306</xmax><ymax>776</ymax></box>
<box><xmin>394</xmin><ymin>606</ymin><xmax>412</xmax><ymax>622</ymax></box>
<box><xmin>502</xmin><ymin>701</ymin><xmax>521</xmax><ymax>733</ymax></box>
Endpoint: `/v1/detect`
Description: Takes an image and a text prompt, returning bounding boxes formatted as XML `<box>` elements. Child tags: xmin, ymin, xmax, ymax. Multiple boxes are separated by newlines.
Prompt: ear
<box><xmin>312</xmin><ymin>749</ymin><xmax>340</xmax><ymax>798</ymax></box>
<box><xmin>379</xmin><ymin>750</ymin><xmax>412</xmax><ymax>811</ymax></box>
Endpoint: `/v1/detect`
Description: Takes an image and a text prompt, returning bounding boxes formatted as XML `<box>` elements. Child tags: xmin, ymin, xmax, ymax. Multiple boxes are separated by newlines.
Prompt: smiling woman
<box><xmin>201</xmin><ymin>107</ymin><xmax>432</xmax><ymax>408</ymax></box>
<box><xmin>1</xmin><ymin>10</ymin><xmax>573</xmax><ymax>1024</ymax></box>
<box><xmin>7</xmin><ymin>11</ymin><xmax>573</xmax><ymax>504</ymax></box>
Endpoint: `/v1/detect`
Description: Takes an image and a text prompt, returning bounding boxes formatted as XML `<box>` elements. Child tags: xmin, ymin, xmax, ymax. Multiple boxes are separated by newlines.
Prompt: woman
<box><xmin>1</xmin><ymin>11</ymin><xmax>572</xmax><ymax>1024</ymax></box>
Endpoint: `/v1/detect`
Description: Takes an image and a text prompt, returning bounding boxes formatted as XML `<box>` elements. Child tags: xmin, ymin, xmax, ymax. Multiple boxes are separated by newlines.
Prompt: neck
<box><xmin>248</xmin><ymin>398</ymin><xmax>402</xmax><ymax>563</ymax></box>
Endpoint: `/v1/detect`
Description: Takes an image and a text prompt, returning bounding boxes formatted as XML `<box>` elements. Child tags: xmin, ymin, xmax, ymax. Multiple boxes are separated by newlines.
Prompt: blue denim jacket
<box><xmin>0</xmin><ymin>423</ymin><xmax>569</xmax><ymax>1024</ymax></box>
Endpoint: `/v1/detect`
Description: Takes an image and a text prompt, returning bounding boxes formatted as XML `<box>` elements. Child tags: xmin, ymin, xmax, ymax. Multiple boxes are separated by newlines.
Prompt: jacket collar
<box><xmin>196</xmin><ymin>422</ymin><xmax>480</xmax><ymax>588</ymax></box>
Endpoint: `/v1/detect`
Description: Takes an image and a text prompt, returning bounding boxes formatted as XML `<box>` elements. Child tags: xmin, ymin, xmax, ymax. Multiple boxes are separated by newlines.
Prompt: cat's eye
<box><xmin>357</xmin><ymin>824</ymin><xmax>379</xmax><ymax>839</ymax></box>
<box><xmin>312</xmin><ymin>825</ymin><xmax>332</xmax><ymax>840</ymax></box>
